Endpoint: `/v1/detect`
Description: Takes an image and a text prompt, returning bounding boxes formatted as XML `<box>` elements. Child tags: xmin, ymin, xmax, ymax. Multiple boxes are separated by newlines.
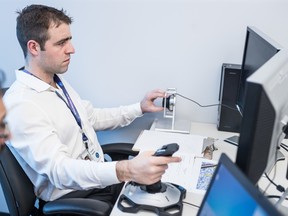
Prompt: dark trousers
<box><xmin>58</xmin><ymin>182</ymin><xmax>124</xmax><ymax>207</ymax></box>
<box><xmin>39</xmin><ymin>183</ymin><xmax>124</xmax><ymax>215</ymax></box>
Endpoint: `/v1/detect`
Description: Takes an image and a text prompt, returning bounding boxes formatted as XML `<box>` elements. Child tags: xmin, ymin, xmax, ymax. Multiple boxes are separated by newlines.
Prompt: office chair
<box><xmin>0</xmin><ymin>143</ymin><xmax>138</xmax><ymax>216</ymax></box>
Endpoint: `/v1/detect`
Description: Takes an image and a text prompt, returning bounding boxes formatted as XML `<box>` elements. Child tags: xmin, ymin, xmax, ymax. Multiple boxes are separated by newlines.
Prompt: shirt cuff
<box><xmin>96</xmin><ymin>161</ymin><xmax>121</xmax><ymax>186</ymax></box>
<box><xmin>133</xmin><ymin>102</ymin><xmax>144</xmax><ymax>117</ymax></box>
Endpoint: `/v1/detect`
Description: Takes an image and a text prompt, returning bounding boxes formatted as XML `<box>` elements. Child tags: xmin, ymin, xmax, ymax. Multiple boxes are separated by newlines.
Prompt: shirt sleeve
<box><xmin>82</xmin><ymin>100</ymin><xmax>144</xmax><ymax>131</ymax></box>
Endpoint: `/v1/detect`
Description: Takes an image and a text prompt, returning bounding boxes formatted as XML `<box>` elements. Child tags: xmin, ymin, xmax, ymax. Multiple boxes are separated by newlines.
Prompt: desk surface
<box><xmin>110</xmin><ymin>122</ymin><xmax>288</xmax><ymax>216</ymax></box>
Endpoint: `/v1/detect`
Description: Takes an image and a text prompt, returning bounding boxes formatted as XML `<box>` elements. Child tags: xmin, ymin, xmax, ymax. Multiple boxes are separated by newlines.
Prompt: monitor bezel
<box><xmin>236</xmin><ymin>26</ymin><xmax>282</xmax><ymax>115</ymax></box>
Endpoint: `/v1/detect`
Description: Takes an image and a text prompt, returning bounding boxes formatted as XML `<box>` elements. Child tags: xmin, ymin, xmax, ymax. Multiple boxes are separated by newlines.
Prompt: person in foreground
<box><xmin>0</xmin><ymin>96</ymin><xmax>10</xmax><ymax>150</ymax></box>
<box><xmin>0</xmin><ymin>70</ymin><xmax>10</xmax><ymax>150</ymax></box>
<box><xmin>3</xmin><ymin>4</ymin><xmax>181</xmax><ymax>211</ymax></box>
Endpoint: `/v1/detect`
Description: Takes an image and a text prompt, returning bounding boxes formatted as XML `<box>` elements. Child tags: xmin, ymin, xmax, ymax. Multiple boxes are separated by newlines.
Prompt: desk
<box><xmin>110</xmin><ymin>122</ymin><xmax>288</xmax><ymax>215</ymax></box>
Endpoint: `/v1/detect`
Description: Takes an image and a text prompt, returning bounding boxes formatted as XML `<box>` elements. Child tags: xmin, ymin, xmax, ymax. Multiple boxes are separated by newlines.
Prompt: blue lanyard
<box><xmin>53</xmin><ymin>75</ymin><xmax>82</xmax><ymax>128</ymax></box>
<box><xmin>53</xmin><ymin>75</ymin><xmax>89</xmax><ymax>143</ymax></box>
<box><xmin>22</xmin><ymin>69</ymin><xmax>89</xmax><ymax>144</ymax></box>
<box><xmin>22</xmin><ymin>69</ymin><xmax>42</xmax><ymax>81</ymax></box>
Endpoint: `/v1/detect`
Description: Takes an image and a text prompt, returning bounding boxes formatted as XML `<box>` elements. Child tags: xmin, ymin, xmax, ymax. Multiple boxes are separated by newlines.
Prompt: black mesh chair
<box><xmin>0</xmin><ymin>143</ymin><xmax>138</xmax><ymax>216</ymax></box>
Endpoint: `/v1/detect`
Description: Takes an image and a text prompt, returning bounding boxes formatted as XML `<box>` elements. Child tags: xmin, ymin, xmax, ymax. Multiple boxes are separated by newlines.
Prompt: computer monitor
<box><xmin>197</xmin><ymin>154</ymin><xmax>282</xmax><ymax>216</ymax></box>
<box><xmin>235</xmin><ymin>49</ymin><xmax>288</xmax><ymax>184</ymax></box>
<box><xmin>236</xmin><ymin>26</ymin><xmax>281</xmax><ymax>115</ymax></box>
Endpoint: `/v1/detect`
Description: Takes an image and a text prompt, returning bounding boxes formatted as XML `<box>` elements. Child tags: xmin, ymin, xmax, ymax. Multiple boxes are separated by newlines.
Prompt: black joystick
<box><xmin>144</xmin><ymin>143</ymin><xmax>179</xmax><ymax>193</ymax></box>
<box><xmin>117</xmin><ymin>142</ymin><xmax>186</xmax><ymax>215</ymax></box>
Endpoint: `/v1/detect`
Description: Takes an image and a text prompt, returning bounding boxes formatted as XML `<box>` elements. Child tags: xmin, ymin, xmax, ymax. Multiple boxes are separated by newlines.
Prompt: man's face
<box><xmin>38</xmin><ymin>23</ymin><xmax>75</xmax><ymax>75</ymax></box>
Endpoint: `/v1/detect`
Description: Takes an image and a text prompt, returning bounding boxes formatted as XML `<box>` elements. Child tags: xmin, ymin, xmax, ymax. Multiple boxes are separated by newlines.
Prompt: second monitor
<box><xmin>236</xmin><ymin>49</ymin><xmax>288</xmax><ymax>184</ymax></box>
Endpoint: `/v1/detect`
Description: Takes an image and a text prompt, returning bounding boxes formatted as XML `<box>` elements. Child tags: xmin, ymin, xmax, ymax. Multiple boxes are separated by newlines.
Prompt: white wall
<box><xmin>1</xmin><ymin>0</ymin><xmax>288</xmax><ymax>212</ymax></box>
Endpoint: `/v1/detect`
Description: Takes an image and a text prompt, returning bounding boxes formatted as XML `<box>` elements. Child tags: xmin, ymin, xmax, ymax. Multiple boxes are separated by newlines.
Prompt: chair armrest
<box><xmin>43</xmin><ymin>198</ymin><xmax>111</xmax><ymax>216</ymax></box>
<box><xmin>101</xmin><ymin>143</ymin><xmax>139</xmax><ymax>161</ymax></box>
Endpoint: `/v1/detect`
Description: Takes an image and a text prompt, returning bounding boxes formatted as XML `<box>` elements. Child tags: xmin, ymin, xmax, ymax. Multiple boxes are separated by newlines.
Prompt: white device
<box><xmin>154</xmin><ymin>88</ymin><xmax>191</xmax><ymax>134</ymax></box>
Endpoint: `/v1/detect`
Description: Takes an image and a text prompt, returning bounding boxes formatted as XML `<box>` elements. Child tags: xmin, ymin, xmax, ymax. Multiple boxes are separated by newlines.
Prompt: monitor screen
<box><xmin>197</xmin><ymin>154</ymin><xmax>282</xmax><ymax>216</ymax></box>
<box><xmin>236</xmin><ymin>26</ymin><xmax>281</xmax><ymax>115</ymax></box>
<box><xmin>235</xmin><ymin>49</ymin><xmax>288</xmax><ymax>184</ymax></box>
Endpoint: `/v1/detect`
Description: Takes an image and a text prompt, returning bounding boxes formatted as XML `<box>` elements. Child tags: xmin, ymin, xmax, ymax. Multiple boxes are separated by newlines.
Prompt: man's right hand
<box><xmin>116</xmin><ymin>151</ymin><xmax>181</xmax><ymax>185</ymax></box>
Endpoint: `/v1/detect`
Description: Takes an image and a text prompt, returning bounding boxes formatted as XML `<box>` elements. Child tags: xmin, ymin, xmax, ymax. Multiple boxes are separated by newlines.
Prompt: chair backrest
<box><xmin>0</xmin><ymin>145</ymin><xmax>37</xmax><ymax>216</ymax></box>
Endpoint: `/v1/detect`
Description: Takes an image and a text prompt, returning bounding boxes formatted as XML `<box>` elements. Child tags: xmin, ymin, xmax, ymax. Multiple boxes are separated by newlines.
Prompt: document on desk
<box><xmin>161</xmin><ymin>153</ymin><xmax>217</xmax><ymax>194</ymax></box>
<box><xmin>133</xmin><ymin>130</ymin><xmax>205</xmax><ymax>155</ymax></box>
<box><xmin>134</xmin><ymin>130</ymin><xmax>217</xmax><ymax>193</ymax></box>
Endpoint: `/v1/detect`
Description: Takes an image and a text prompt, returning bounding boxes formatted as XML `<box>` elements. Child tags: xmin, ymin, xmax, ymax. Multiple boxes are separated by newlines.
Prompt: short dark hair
<box><xmin>16</xmin><ymin>4</ymin><xmax>73</xmax><ymax>58</ymax></box>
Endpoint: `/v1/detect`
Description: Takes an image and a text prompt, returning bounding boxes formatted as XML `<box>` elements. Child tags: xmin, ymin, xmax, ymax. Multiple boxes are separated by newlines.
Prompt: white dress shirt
<box><xmin>4</xmin><ymin>70</ymin><xmax>143</xmax><ymax>201</ymax></box>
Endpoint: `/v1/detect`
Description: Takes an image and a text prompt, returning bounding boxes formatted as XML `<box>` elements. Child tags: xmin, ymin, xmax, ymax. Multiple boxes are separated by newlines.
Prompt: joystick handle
<box><xmin>153</xmin><ymin>143</ymin><xmax>179</xmax><ymax>157</ymax></box>
<box><xmin>145</xmin><ymin>143</ymin><xmax>179</xmax><ymax>193</ymax></box>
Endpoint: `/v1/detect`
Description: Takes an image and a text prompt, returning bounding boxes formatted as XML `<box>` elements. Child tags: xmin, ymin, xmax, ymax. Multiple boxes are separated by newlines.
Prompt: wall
<box><xmin>1</xmin><ymin>0</ymin><xmax>288</xmax><ymax>212</ymax></box>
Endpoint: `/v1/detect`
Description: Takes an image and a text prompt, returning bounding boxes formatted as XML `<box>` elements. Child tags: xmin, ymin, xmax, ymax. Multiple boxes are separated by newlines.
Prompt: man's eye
<box><xmin>58</xmin><ymin>41</ymin><xmax>66</xmax><ymax>46</ymax></box>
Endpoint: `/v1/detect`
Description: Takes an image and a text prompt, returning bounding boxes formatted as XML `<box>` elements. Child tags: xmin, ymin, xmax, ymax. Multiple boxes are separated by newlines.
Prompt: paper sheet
<box><xmin>133</xmin><ymin>130</ymin><xmax>206</xmax><ymax>155</ymax></box>
<box><xmin>134</xmin><ymin>130</ymin><xmax>217</xmax><ymax>193</ymax></box>
<box><xmin>190</xmin><ymin>157</ymin><xmax>217</xmax><ymax>193</ymax></box>
<box><xmin>162</xmin><ymin>153</ymin><xmax>217</xmax><ymax>193</ymax></box>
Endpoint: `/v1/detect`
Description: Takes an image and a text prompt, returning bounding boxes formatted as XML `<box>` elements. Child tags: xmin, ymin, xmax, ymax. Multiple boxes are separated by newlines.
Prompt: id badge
<box><xmin>87</xmin><ymin>146</ymin><xmax>99</xmax><ymax>161</ymax></box>
<box><xmin>85</xmin><ymin>141</ymin><xmax>101</xmax><ymax>162</ymax></box>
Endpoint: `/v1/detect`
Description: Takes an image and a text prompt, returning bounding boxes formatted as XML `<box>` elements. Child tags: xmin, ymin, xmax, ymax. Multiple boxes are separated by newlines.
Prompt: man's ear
<box><xmin>27</xmin><ymin>40</ymin><xmax>40</xmax><ymax>56</ymax></box>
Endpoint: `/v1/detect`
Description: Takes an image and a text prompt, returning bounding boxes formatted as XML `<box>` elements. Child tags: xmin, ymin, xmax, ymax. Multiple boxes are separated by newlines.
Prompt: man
<box><xmin>4</xmin><ymin>4</ymin><xmax>181</xmax><ymax>210</ymax></box>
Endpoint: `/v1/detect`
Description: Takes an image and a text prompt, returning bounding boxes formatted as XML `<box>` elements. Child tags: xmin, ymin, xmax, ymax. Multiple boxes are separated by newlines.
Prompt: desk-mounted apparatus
<box><xmin>154</xmin><ymin>88</ymin><xmax>191</xmax><ymax>134</ymax></box>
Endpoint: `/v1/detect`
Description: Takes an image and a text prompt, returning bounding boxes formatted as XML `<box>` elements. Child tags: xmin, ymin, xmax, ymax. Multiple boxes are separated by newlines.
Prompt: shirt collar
<box><xmin>15</xmin><ymin>69</ymin><xmax>56</xmax><ymax>92</ymax></box>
